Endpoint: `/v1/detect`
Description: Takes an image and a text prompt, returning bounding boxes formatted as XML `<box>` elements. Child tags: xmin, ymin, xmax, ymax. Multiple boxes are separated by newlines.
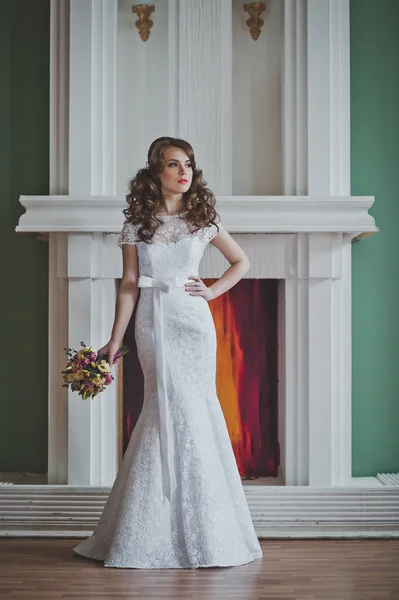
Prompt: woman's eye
<box><xmin>168</xmin><ymin>162</ymin><xmax>192</xmax><ymax>168</ymax></box>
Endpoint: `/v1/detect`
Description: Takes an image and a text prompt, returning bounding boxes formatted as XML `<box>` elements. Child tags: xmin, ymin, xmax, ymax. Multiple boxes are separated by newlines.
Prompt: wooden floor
<box><xmin>0</xmin><ymin>539</ymin><xmax>398</xmax><ymax>599</ymax></box>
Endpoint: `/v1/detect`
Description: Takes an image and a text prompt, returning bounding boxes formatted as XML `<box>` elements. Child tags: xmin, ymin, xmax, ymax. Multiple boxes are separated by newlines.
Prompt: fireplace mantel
<box><xmin>16</xmin><ymin>195</ymin><xmax>377</xmax><ymax>238</ymax></box>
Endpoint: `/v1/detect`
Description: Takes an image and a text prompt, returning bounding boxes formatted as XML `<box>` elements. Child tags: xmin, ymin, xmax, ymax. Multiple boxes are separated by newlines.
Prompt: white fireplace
<box><xmin>9</xmin><ymin>194</ymin><xmax>397</xmax><ymax>540</ymax></box>
<box><xmin>15</xmin><ymin>194</ymin><xmax>377</xmax><ymax>491</ymax></box>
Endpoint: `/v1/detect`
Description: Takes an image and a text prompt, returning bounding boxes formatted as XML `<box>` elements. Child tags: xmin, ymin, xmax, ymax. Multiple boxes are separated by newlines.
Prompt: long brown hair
<box><xmin>123</xmin><ymin>136</ymin><xmax>221</xmax><ymax>243</ymax></box>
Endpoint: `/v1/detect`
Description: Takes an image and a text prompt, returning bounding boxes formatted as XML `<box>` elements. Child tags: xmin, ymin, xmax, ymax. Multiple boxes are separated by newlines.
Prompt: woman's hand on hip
<box><xmin>185</xmin><ymin>276</ymin><xmax>215</xmax><ymax>302</ymax></box>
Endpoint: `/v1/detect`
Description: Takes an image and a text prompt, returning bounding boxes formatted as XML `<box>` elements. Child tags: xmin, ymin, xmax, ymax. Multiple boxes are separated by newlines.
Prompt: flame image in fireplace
<box><xmin>120</xmin><ymin>279</ymin><xmax>279</xmax><ymax>479</ymax></box>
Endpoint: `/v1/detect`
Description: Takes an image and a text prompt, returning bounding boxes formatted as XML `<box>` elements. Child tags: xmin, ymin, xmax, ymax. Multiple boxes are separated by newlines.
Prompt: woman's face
<box><xmin>157</xmin><ymin>147</ymin><xmax>193</xmax><ymax>198</ymax></box>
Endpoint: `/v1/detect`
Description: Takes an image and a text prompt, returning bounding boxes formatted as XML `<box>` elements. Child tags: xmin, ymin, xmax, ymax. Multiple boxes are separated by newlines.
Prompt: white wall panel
<box><xmin>117</xmin><ymin>0</ymin><xmax>233</xmax><ymax>196</ymax></box>
<box><xmin>178</xmin><ymin>0</ymin><xmax>232</xmax><ymax>195</ymax></box>
<box><xmin>117</xmin><ymin>0</ymin><xmax>177</xmax><ymax>195</ymax></box>
<box><xmin>232</xmin><ymin>0</ymin><xmax>283</xmax><ymax>195</ymax></box>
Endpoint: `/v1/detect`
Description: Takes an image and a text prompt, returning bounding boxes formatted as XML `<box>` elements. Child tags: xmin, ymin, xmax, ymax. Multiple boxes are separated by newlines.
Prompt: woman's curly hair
<box><xmin>122</xmin><ymin>136</ymin><xmax>221</xmax><ymax>243</ymax></box>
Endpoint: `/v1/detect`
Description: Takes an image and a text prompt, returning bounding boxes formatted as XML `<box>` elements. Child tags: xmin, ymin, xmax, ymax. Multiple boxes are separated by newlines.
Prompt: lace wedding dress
<box><xmin>73</xmin><ymin>214</ymin><xmax>263</xmax><ymax>569</ymax></box>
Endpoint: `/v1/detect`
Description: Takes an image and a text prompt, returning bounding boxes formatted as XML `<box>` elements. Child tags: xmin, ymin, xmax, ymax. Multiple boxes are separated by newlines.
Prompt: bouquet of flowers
<box><xmin>61</xmin><ymin>341</ymin><xmax>129</xmax><ymax>400</ymax></box>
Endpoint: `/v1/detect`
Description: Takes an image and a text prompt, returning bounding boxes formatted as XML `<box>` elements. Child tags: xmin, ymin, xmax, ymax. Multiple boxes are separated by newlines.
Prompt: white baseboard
<box><xmin>0</xmin><ymin>483</ymin><xmax>398</xmax><ymax>539</ymax></box>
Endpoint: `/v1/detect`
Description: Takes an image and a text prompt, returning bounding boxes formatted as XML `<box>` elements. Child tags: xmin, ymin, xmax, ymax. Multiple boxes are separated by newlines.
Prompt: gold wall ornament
<box><xmin>244</xmin><ymin>2</ymin><xmax>267</xmax><ymax>41</ymax></box>
<box><xmin>132</xmin><ymin>4</ymin><xmax>156</xmax><ymax>42</ymax></box>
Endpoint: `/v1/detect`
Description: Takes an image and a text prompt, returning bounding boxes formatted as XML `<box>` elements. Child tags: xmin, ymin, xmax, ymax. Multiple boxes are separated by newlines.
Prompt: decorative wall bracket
<box><xmin>132</xmin><ymin>4</ymin><xmax>155</xmax><ymax>42</ymax></box>
<box><xmin>244</xmin><ymin>2</ymin><xmax>267</xmax><ymax>40</ymax></box>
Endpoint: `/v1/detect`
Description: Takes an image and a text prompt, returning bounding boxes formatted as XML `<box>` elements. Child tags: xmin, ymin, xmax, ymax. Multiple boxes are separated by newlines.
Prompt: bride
<box><xmin>73</xmin><ymin>136</ymin><xmax>263</xmax><ymax>569</ymax></box>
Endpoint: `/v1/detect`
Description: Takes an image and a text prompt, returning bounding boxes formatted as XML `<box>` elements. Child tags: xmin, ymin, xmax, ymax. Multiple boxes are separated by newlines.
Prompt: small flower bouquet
<box><xmin>61</xmin><ymin>341</ymin><xmax>129</xmax><ymax>400</ymax></box>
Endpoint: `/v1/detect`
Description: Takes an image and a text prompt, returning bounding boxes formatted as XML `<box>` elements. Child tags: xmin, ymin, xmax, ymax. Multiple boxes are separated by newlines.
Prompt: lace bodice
<box><xmin>118</xmin><ymin>215</ymin><xmax>224</xmax><ymax>280</ymax></box>
<box><xmin>118</xmin><ymin>214</ymin><xmax>223</xmax><ymax>245</ymax></box>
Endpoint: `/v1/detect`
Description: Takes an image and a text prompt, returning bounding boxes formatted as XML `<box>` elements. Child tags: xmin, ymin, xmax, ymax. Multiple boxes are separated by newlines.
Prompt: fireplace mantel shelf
<box><xmin>16</xmin><ymin>195</ymin><xmax>378</xmax><ymax>238</ymax></box>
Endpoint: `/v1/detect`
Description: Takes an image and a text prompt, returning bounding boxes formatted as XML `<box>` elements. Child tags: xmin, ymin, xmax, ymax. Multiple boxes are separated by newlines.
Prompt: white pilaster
<box><xmin>306</xmin><ymin>233</ymin><xmax>349</xmax><ymax>485</ymax></box>
<box><xmin>70</xmin><ymin>0</ymin><xmax>118</xmax><ymax>483</ymax></box>
<box><xmin>305</xmin><ymin>0</ymin><xmax>351</xmax><ymax>483</ymax></box>
<box><xmin>178</xmin><ymin>0</ymin><xmax>232</xmax><ymax>195</ymax></box>
<box><xmin>67</xmin><ymin>234</ymin><xmax>119</xmax><ymax>485</ymax></box>
<box><xmin>48</xmin><ymin>233</ymin><xmax>68</xmax><ymax>484</ymax></box>
<box><xmin>282</xmin><ymin>0</ymin><xmax>350</xmax><ymax>196</ymax></box>
<box><xmin>283</xmin><ymin>271</ymin><xmax>310</xmax><ymax>485</ymax></box>
<box><xmin>282</xmin><ymin>232</ymin><xmax>352</xmax><ymax>486</ymax></box>
<box><xmin>282</xmin><ymin>0</ymin><xmax>307</xmax><ymax>195</ymax></box>
<box><xmin>339</xmin><ymin>236</ymin><xmax>352</xmax><ymax>484</ymax></box>
<box><xmin>281</xmin><ymin>0</ymin><xmax>352</xmax><ymax>485</ymax></box>
<box><xmin>69</xmin><ymin>0</ymin><xmax>117</xmax><ymax>194</ymax></box>
<box><xmin>50</xmin><ymin>0</ymin><xmax>69</xmax><ymax>195</ymax></box>
<box><xmin>307</xmin><ymin>0</ymin><xmax>350</xmax><ymax>195</ymax></box>
<box><xmin>49</xmin><ymin>0</ymin><xmax>70</xmax><ymax>484</ymax></box>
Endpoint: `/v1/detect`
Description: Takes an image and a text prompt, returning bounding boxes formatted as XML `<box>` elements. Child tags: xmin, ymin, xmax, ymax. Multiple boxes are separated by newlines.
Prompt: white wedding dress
<box><xmin>73</xmin><ymin>214</ymin><xmax>263</xmax><ymax>569</ymax></box>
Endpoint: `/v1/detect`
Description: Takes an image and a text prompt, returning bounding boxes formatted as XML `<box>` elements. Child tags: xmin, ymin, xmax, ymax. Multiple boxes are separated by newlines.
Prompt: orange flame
<box><xmin>206</xmin><ymin>279</ymin><xmax>248</xmax><ymax>474</ymax></box>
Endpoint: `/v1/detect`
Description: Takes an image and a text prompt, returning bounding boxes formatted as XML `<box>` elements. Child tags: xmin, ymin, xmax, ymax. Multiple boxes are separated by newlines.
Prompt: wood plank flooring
<box><xmin>0</xmin><ymin>539</ymin><xmax>398</xmax><ymax>599</ymax></box>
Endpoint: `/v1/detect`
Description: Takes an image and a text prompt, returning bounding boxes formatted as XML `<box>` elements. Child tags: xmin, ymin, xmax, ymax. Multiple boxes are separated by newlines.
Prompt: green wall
<box><xmin>0</xmin><ymin>0</ymin><xmax>397</xmax><ymax>477</ymax></box>
<box><xmin>0</xmin><ymin>1</ymin><xmax>50</xmax><ymax>472</ymax></box>
<box><xmin>351</xmin><ymin>0</ymin><xmax>399</xmax><ymax>475</ymax></box>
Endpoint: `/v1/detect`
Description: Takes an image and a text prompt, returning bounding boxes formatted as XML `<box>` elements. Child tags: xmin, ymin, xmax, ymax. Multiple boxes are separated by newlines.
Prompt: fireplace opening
<box><xmin>120</xmin><ymin>278</ymin><xmax>281</xmax><ymax>485</ymax></box>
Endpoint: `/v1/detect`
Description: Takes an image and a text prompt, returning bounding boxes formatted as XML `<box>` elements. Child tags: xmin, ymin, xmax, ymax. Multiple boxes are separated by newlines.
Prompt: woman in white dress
<box><xmin>73</xmin><ymin>136</ymin><xmax>263</xmax><ymax>569</ymax></box>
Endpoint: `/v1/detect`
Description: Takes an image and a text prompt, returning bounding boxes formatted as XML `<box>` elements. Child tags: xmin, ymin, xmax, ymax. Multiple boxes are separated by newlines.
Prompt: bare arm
<box><xmin>186</xmin><ymin>228</ymin><xmax>250</xmax><ymax>301</ymax></box>
<box><xmin>208</xmin><ymin>229</ymin><xmax>250</xmax><ymax>299</ymax></box>
<box><xmin>111</xmin><ymin>244</ymin><xmax>140</xmax><ymax>345</ymax></box>
<box><xmin>99</xmin><ymin>243</ymin><xmax>139</xmax><ymax>364</ymax></box>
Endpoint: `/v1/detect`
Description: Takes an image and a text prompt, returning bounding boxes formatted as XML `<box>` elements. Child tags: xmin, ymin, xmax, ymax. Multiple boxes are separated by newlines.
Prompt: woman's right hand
<box><xmin>97</xmin><ymin>339</ymin><xmax>121</xmax><ymax>367</ymax></box>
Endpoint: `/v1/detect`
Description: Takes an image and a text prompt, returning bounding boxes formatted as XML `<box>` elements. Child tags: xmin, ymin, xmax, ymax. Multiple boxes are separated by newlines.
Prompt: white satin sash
<box><xmin>137</xmin><ymin>274</ymin><xmax>191</xmax><ymax>505</ymax></box>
